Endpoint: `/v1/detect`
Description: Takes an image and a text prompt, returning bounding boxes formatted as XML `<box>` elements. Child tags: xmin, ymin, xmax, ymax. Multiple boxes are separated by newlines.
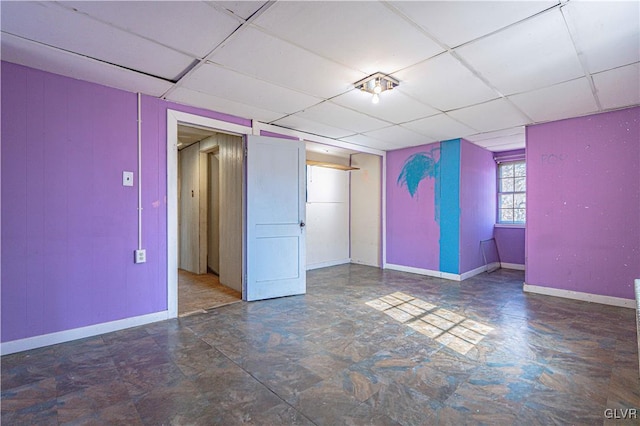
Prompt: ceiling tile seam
<box><xmin>396</xmin><ymin>124</ymin><xmax>440</xmax><ymax>142</ymax></box>
<box><xmin>263</xmin><ymin>122</ymin><xmax>358</xmax><ymax>141</ymax></box>
<box><xmin>592</xmin><ymin>61</ymin><xmax>640</xmax><ymax>76</ymax></box>
<box><xmin>381</xmin><ymin>1</ymin><xmax>520</xmax><ymax>119</ymax></box>
<box><xmin>171</xmin><ymin>85</ymin><xmax>292</xmax><ymax>118</ymax></box>
<box><xmin>161</xmin><ymin>1</ymin><xmax>277</xmax><ymax>99</ymax></box>
<box><xmin>559</xmin><ymin>4</ymin><xmax>603</xmax><ymax>111</ymax></box>
<box><xmin>0</xmin><ymin>31</ymin><xmax>176</xmax><ymax>84</ymax></box>
<box><xmin>201</xmin><ymin>60</ymin><xmax>331</xmax><ymax>102</ymax></box>
<box><xmin>265</xmin><ymin>99</ymin><xmax>331</xmax><ymax>125</ymax></box>
<box><xmin>51</xmin><ymin>1</ymin><xmax>204</xmax><ymax>62</ymax></box>
<box><xmin>384</xmin><ymin>0</ymin><xmax>556</xmax><ymax>124</ymax></box>
<box><xmin>246</xmin><ymin>23</ymin><xmax>369</xmax><ymax>77</ymax></box>
<box><xmin>202</xmin><ymin>2</ymin><xmax>249</xmax><ymax>25</ymax></box>
<box><xmin>448</xmin><ymin>2</ymin><xmax>563</xmax><ymax>51</ymax></box>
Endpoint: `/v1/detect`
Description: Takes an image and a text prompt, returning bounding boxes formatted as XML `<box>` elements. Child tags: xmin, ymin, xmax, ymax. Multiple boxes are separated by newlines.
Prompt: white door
<box><xmin>245</xmin><ymin>135</ymin><xmax>306</xmax><ymax>301</ymax></box>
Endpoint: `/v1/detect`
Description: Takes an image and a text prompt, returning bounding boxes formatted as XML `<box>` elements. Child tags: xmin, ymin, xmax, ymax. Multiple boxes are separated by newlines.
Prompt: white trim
<box><xmin>381</xmin><ymin>153</ymin><xmax>387</xmax><ymax>268</ymax></box>
<box><xmin>501</xmin><ymin>262</ymin><xmax>525</xmax><ymax>270</ymax></box>
<box><xmin>306</xmin><ymin>258</ymin><xmax>351</xmax><ymax>270</ymax></box>
<box><xmin>384</xmin><ymin>263</ymin><xmax>499</xmax><ymax>281</ymax></box>
<box><xmin>166</xmin><ymin>109</ymin><xmax>253</xmax><ymax>318</ymax></box>
<box><xmin>0</xmin><ymin>311</ymin><xmax>169</xmax><ymax>356</ymax></box>
<box><xmin>252</xmin><ymin>122</ymin><xmax>385</xmax><ymax>157</ymax></box>
<box><xmin>523</xmin><ymin>283</ymin><xmax>635</xmax><ymax>309</ymax></box>
<box><xmin>460</xmin><ymin>263</ymin><xmax>497</xmax><ymax>280</ymax></box>
<box><xmin>494</xmin><ymin>223</ymin><xmax>525</xmax><ymax>229</ymax></box>
<box><xmin>384</xmin><ymin>263</ymin><xmax>461</xmax><ymax>281</ymax></box>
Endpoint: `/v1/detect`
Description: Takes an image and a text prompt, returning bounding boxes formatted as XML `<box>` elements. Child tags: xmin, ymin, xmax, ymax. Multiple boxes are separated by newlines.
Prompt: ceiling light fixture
<box><xmin>354</xmin><ymin>72</ymin><xmax>399</xmax><ymax>104</ymax></box>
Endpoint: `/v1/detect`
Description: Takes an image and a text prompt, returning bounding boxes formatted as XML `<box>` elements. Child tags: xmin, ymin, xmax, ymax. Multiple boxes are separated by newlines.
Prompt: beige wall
<box><xmin>350</xmin><ymin>153</ymin><xmax>382</xmax><ymax>267</ymax></box>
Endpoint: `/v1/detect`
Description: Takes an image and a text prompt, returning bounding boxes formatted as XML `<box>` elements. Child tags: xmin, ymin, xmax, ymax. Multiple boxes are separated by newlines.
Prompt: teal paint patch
<box><xmin>439</xmin><ymin>139</ymin><xmax>460</xmax><ymax>274</ymax></box>
<box><xmin>396</xmin><ymin>146</ymin><xmax>441</xmax><ymax>222</ymax></box>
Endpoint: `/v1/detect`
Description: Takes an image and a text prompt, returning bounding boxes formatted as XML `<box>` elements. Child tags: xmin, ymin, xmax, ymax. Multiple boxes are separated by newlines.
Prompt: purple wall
<box><xmin>494</xmin><ymin>227</ymin><xmax>525</xmax><ymax>265</ymax></box>
<box><xmin>1</xmin><ymin>62</ymin><xmax>249</xmax><ymax>343</ymax></box>
<box><xmin>386</xmin><ymin>143</ymin><xmax>441</xmax><ymax>270</ymax></box>
<box><xmin>459</xmin><ymin>140</ymin><xmax>496</xmax><ymax>273</ymax></box>
<box><xmin>526</xmin><ymin>106</ymin><xmax>640</xmax><ymax>299</ymax></box>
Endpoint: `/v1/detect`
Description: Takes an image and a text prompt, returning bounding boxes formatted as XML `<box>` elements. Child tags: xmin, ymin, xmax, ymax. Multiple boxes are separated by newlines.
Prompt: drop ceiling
<box><xmin>2</xmin><ymin>1</ymin><xmax>638</xmax><ymax>152</ymax></box>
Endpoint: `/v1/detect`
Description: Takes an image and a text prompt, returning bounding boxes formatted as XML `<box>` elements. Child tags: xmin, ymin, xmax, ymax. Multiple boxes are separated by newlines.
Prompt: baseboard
<box><xmin>460</xmin><ymin>263</ymin><xmax>498</xmax><ymax>280</ymax></box>
<box><xmin>350</xmin><ymin>259</ymin><xmax>382</xmax><ymax>268</ymax></box>
<box><xmin>523</xmin><ymin>283</ymin><xmax>635</xmax><ymax>309</ymax></box>
<box><xmin>501</xmin><ymin>262</ymin><xmax>525</xmax><ymax>270</ymax></box>
<box><xmin>384</xmin><ymin>263</ymin><xmax>499</xmax><ymax>282</ymax></box>
<box><xmin>384</xmin><ymin>263</ymin><xmax>462</xmax><ymax>281</ymax></box>
<box><xmin>0</xmin><ymin>311</ymin><xmax>170</xmax><ymax>356</ymax></box>
<box><xmin>306</xmin><ymin>258</ymin><xmax>351</xmax><ymax>271</ymax></box>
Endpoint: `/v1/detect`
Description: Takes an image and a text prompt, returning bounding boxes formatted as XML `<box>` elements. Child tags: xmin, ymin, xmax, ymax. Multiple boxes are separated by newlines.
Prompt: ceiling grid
<box><xmin>1</xmin><ymin>0</ymin><xmax>637</xmax><ymax>152</ymax></box>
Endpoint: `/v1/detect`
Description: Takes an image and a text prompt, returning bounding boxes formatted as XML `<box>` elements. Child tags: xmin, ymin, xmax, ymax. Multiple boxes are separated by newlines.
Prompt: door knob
<box><xmin>300</xmin><ymin>221</ymin><xmax>306</xmax><ymax>228</ymax></box>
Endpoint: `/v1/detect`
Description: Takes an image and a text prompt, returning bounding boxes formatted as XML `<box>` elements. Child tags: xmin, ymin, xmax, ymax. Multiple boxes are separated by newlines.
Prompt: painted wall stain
<box><xmin>397</xmin><ymin>147</ymin><xmax>441</xmax><ymax>221</ymax></box>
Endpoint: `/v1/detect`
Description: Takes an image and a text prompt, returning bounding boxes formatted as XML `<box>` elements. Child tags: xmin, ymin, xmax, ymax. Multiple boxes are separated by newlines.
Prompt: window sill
<box><xmin>494</xmin><ymin>223</ymin><xmax>525</xmax><ymax>229</ymax></box>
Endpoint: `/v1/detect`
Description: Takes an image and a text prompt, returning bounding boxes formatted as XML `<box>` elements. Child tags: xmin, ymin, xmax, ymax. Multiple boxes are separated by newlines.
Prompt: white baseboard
<box><xmin>385</xmin><ymin>263</ymin><xmax>457</xmax><ymax>280</ymax></box>
<box><xmin>460</xmin><ymin>263</ymin><xmax>498</xmax><ymax>280</ymax></box>
<box><xmin>0</xmin><ymin>311</ymin><xmax>170</xmax><ymax>356</ymax></box>
<box><xmin>350</xmin><ymin>259</ymin><xmax>382</xmax><ymax>268</ymax></box>
<box><xmin>501</xmin><ymin>262</ymin><xmax>525</xmax><ymax>270</ymax></box>
<box><xmin>385</xmin><ymin>263</ymin><xmax>498</xmax><ymax>282</ymax></box>
<box><xmin>306</xmin><ymin>258</ymin><xmax>351</xmax><ymax>271</ymax></box>
<box><xmin>523</xmin><ymin>283</ymin><xmax>635</xmax><ymax>309</ymax></box>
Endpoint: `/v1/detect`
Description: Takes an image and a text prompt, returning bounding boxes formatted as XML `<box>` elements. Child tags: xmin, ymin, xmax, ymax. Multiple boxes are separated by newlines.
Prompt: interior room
<box><xmin>1</xmin><ymin>1</ymin><xmax>638</xmax><ymax>424</ymax></box>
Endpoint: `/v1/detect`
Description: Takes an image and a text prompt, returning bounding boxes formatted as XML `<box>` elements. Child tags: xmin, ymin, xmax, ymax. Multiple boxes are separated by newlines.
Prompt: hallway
<box><xmin>178</xmin><ymin>269</ymin><xmax>241</xmax><ymax>316</ymax></box>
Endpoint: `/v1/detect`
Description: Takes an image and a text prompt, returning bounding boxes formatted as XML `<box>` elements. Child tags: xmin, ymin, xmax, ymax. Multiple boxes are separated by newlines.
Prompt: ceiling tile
<box><xmin>473</xmin><ymin>135</ymin><xmax>526</xmax><ymax>152</ymax></box>
<box><xmin>1</xmin><ymin>1</ymin><xmax>194</xmax><ymax>81</ymax></box>
<box><xmin>331</xmin><ymin>90</ymin><xmax>440</xmax><ymax>124</ymax></box>
<box><xmin>391</xmin><ymin>1</ymin><xmax>557</xmax><ymax>48</ymax></box>
<box><xmin>403</xmin><ymin>114</ymin><xmax>477</xmax><ymax>141</ymax></box>
<box><xmin>271</xmin><ymin>115</ymin><xmax>355</xmax><ymax>139</ymax></box>
<box><xmin>292</xmin><ymin>102</ymin><xmax>389</xmax><ymax>134</ymax></box>
<box><xmin>456</xmin><ymin>9</ymin><xmax>584</xmax><ymax>95</ymax></box>
<box><xmin>253</xmin><ymin>1</ymin><xmax>444</xmax><ymax>74</ymax></box>
<box><xmin>562</xmin><ymin>1</ymin><xmax>640</xmax><ymax>74</ymax></box>
<box><xmin>208</xmin><ymin>1</ymin><xmax>268</xmax><ymax>20</ymax></box>
<box><xmin>508</xmin><ymin>78</ymin><xmax>598</xmax><ymax>123</ymax></box>
<box><xmin>449</xmin><ymin>98</ymin><xmax>529</xmax><ymax>132</ymax></box>
<box><xmin>58</xmin><ymin>1</ymin><xmax>241</xmax><ymax>59</ymax></box>
<box><xmin>167</xmin><ymin>87</ymin><xmax>284</xmax><ymax>123</ymax></box>
<box><xmin>332</xmin><ymin>89</ymin><xmax>439</xmax><ymax>124</ymax></box>
<box><xmin>1</xmin><ymin>33</ymin><xmax>173</xmax><ymax>96</ymax></box>
<box><xmin>182</xmin><ymin>63</ymin><xmax>321</xmax><ymax>114</ymax></box>
<box><xmin>593</xmin><ymin>63</ymin><xmax>640</xmax><ymax>111</ymax></box>
<box><xmin>340</xmin><ymin>133</ymin><xmax>404</xmax><ymax>151</ymax></box>
<box><xmin>363</xmin><ymin>125</ymin><xmax>435</xmax><ymax>148</ymax></box>
<box><xmin>209</xmin><ymin>27</ymin><xmax>365</xmax><ymax>98</ymax></box>
<box><xmin>466</xmin><ymin>126</ymin><xmax>525</xmax><ymax>142</ymax></box>
<box><xmin>394</xmin><ymin>53</ymin><xmax>498</xmax><ymax>111</ymax></box>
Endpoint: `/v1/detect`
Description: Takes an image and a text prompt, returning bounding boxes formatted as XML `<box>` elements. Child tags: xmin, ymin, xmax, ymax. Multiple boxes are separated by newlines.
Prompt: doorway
<box><xmin>176</xmin><ymin>124</ymin><xmax>243</xmax><ymax>316</ymax></box>
<box><xmin>305</xmin><ymin>141</ymin><xmax>383</xmax><ymax>271</ymax></box>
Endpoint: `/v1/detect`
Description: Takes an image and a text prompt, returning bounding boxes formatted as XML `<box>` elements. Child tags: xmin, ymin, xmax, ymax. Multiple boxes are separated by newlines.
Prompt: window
<box><xmin>498</xmin><ymin>160</ymin><xmax>526</xmax><ymax>224</ymax></box>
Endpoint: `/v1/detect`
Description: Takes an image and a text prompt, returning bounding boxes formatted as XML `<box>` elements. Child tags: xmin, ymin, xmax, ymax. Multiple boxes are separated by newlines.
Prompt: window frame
<box><xmin>497</xmin><ymin>160</ymin><xmax>526</xmax><ymax>225</ymax></box>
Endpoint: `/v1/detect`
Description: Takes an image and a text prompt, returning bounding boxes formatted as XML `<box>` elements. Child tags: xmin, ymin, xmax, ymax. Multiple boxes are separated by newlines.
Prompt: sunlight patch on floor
<box><xmin>366</xmin><ymin>292</ymin><xmax>493</xmax><ymax>355</ymax></box>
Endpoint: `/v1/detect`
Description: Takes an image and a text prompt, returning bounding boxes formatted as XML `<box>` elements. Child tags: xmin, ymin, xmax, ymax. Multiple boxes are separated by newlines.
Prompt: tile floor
<box><xmin>2</xmin><ymin>265</ymin><xmax>638</xmax><ymax>425</ymax></box>
<box><xmin>178</xmin><ymin>269</ymin><xmax>241</xmax><ymax>316</ymax></box>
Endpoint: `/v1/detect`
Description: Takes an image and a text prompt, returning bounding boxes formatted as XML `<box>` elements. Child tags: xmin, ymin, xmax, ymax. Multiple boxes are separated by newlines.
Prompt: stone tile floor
<box><xmin>2</xmin><ymin>265</ymin><xmax>638</xmax><ymax>425</ymax></box>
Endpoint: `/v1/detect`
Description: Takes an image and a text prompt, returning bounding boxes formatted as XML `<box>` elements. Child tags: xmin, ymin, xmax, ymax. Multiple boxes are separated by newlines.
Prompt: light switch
<box><xmin>123</xmin><ymin>171</ymin><xmax>134</xmax><ymax>187</ymax></box>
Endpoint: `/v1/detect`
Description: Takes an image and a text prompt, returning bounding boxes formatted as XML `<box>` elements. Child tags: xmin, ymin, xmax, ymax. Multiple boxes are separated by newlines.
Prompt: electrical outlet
<box><xmin>134</xmin><ymin>249</ymin><xmax>146</xmax><ymax>264</ymax></box>
<box><xmin>123</xmin><ymin>171</ymin><xmax>134</xmax><ymax>187</ymax></box>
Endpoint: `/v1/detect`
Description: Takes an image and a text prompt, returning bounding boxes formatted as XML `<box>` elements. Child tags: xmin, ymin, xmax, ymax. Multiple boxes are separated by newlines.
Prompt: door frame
<box><xmin>167</xmin><ymin>110</ymin><xmax>252</xmax><ymax>318</ymax></box>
